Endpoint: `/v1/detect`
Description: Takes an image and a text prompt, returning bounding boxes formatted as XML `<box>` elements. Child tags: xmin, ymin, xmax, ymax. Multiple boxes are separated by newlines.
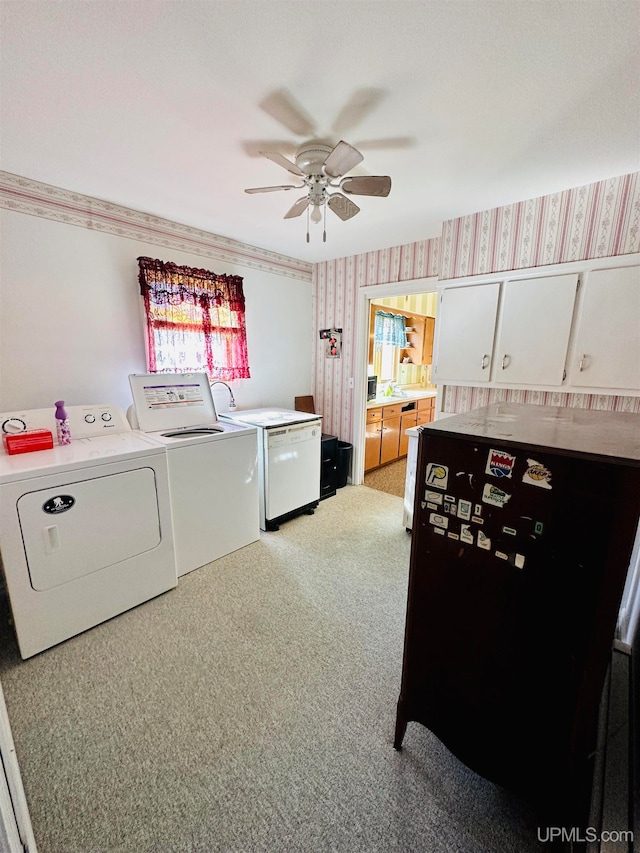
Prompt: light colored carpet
<box><xmin>0</xmin><ymin>486</ymin><xmax>543</xmax><ymax>853</ymax></box>
<box><xmin>363</xmin><ymin>457</ymin><xmax>407</xmax><ymax>498</ymax></box>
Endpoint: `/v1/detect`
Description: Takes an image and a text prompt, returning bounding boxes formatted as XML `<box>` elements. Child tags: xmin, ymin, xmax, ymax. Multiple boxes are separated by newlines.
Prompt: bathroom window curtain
<box><xmin>137</xmin><ymin>257</ymin><xmax>250</xmax><ymax>379</ymax></box>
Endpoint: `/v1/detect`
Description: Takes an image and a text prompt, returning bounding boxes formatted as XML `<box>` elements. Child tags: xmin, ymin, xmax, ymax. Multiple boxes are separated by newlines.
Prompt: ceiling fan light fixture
<box><xmin>245</xmin><ymin>133</ymin><xmax>391</xmax><ymax>242</ymax></box>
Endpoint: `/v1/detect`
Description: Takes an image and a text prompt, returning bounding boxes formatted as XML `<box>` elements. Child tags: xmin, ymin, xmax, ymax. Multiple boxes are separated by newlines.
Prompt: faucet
<box><xmin>210</xmin><ymin>380</ymin><xmax>237</xmax><ymax>409</ymax></box>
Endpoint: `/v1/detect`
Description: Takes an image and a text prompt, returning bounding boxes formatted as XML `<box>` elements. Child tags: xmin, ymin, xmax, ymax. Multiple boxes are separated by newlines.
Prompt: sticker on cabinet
<box><xmin>425</xmin><ymin>463</ymin><xmax>449</xmax><ymax>490</ymax></box>
<box><xmin>482</xmin><ymin>483</ymin><xmax>512</xmax><ymax>508</ymax></box>
<box><xmin>460</xmin><ymin>524</ymin><xmax>474</xmax><ymax>544</ymax></box>
<box><xmin>457</xmin><ymin>499</ymin><xmax>472</xmax><ymax>521</ymax></box>
<box><xmin>477</xmin><ymin>531</ymin><xmax>491</xmax><ymax>550</ymax></box>
<box><xmin>523</xmin><ymin>459</ymin><xmax>553</xmax><ymax>490</ymax></box>
<box><xmin>485</xmin><ymin>449</ymin><xmax>516</xmax><ymax>479</ymax></box>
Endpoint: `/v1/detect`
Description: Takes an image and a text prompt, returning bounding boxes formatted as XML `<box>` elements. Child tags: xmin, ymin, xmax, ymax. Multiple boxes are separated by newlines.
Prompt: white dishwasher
<box><xmin>220</xmin><ymin>408</ymin><xmax>322</xmax><ymax>531</ymax></box>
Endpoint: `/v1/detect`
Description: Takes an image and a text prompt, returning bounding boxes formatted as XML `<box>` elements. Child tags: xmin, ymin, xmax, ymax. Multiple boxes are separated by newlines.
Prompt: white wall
<box><xmin>0</xmin><ymin>210</ymin><xmax>313</xmax><ymax>415</ymax></box>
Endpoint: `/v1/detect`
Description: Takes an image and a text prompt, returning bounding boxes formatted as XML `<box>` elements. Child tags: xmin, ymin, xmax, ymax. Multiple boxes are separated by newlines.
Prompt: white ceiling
<box><xmin>1</xmin><ymin>1</ymin><xmax>638</xmax><ymax>264</ymax></box>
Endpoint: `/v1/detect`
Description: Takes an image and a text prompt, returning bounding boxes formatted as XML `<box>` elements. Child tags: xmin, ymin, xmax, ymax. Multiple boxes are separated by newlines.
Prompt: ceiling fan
<box><xmin>244</xmin><ymin>139</ymin><xmax>392</xmax><ymax>243</ymax></box>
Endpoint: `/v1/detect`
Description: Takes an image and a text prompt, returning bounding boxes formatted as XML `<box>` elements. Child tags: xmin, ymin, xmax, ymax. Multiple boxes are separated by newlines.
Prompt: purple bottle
<box><xmin>54</xmin><ymin>400</ymin><xmax>71</xmax><ymax>445</ymax></box>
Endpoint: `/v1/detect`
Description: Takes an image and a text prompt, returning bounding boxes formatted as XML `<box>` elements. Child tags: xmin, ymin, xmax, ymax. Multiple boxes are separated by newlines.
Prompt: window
<box><xmin>137</xmin><ymin>257</ymin><xmax>250</xmax><ymax>379</ymax></box>
<box><xmin>372</xmin><ymin>310</ymin><xmax>406</xmax><ymax>382</ymax></box>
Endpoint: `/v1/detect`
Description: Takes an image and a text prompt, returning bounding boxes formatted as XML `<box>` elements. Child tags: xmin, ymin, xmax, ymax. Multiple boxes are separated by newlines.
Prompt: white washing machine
<box><xmin>0</xmin><ymin>404</ymin><xmax>177</xmax><ymax>659</ymax></box>
<box><xmin>129</xmin><ymin>373</ymin><xmax>260</xmax><ymax>577</ymax></box>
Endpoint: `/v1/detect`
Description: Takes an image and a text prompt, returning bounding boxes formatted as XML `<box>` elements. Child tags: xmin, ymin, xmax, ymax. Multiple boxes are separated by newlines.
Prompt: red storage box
<box><xmin>3</xmin><ymin>429</ymin><xmax>54</xmax><ymax>455</ymax></box>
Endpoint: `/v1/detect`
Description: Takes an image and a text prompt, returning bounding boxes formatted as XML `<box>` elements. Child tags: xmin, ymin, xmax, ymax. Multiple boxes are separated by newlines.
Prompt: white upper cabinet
<box><xmin>432</xmin><ymin>282</ymin><xmax>500</xmax><ymax>383</ymax></box>
<box><xmin>493</xmin><ymin>274</ymin><xmax>579</xmax><ymax>386</ymax></box>
<box><xmin>568</xmin><ymin>266</ymin><xmax>640</xmax><ymax>390</ymax></box>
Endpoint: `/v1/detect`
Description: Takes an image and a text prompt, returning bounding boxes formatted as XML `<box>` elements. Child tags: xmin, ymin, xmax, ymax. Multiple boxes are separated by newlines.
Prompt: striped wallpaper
<box><xmin>371</xmin><ymin>291</ymin><xmax>437</xmax><ymax>316</ymax></box>
<box><xmin>313</xmin><ymin>172</ymin><xmax>640</xmax><ymax>439</ymax></box>
<box><xmin>442</xmin><ymin>386</ymin><xmax>640</xmax><ymax>416</ymax></box>
<box><xmin>440</xmin><ymin>172</ymin><xmax>640</xmax><ymax>280</ymax></box>
<box><xmin>313</xmin><ymin>238</ymin><xmax>440</xmax><ymax>440</ymax></box>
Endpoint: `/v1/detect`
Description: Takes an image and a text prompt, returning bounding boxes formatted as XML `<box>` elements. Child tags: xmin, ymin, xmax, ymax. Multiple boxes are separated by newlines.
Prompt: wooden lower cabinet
<box><xmin>417</xmin><ymin>397</ymin><xmax>435</xmax><ymax>426</ymax></box>
<box><xmin>365</xmin><ymin>418</ymin><xmax>384</xmax><ymax>471</ymax></box>
<box><xmin>365</xmin><ymin>398</ymin><xmax>435</xmax><ymax>472</ymax></box>
<box><xmin>380</xmin><ymin>415</ymin><xmax>402</xmax><ymax>464</ymax></box>
<box><xmin>399</xmin><ymin>411</ymin><xmax>418</xmax><ymax>457</ymax></box>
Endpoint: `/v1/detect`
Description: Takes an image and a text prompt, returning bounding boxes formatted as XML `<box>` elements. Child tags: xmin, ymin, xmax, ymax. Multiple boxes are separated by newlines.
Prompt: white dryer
<box><xmin>0</xmin><ymin>404</ymin><xmax>176</xmax><ymax>659</ymax></box>
<box><xmin>128</xmin><ymin>373</ymin><xmax>260</xmax><ymax>577</ymax></box>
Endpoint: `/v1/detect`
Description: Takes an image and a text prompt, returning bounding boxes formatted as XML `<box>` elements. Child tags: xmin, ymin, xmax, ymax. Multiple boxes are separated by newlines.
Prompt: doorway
<box><xmin>358</xmin><ymin>287</ymin><xmax>438</xmax><ymax>497</ymax></box>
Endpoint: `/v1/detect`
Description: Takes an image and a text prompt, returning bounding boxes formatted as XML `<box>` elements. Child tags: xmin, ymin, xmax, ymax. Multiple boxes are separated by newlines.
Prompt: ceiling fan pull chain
<box><xmin>306</xmin><ymin>203</ymin><xmax>310</xmax><ymax>243</ymax></box>
<box><xmin>323</xmin><ymin>203</ymin><xmax>327</xmax><ymax>243</ymax></box>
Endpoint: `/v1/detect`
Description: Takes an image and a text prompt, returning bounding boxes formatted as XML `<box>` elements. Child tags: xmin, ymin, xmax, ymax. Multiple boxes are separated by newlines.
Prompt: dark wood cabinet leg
<box><xmin>394</xmin><ymin>701</ymin><xmax>407</xmax><ymax>750</ymax></box>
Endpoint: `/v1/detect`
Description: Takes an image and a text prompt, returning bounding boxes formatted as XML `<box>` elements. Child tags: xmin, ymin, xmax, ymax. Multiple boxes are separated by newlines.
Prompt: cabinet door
<box><xmin>422</xmin><ymin>316</ymin><xmax>435</xmax><ymax>365</ymax></box>
<box><xmin>399</xmin><ymin>412</ymin><xmax>418</xmax><ymax>457</ymax></box>
<box><xmin>417</xmin><ymin>398</ymin><xmax>435</xmax><ymax>426</ymax></box>
<box><xmin>433</xmin><ymin>283</ymin><xmax>500</xmax><ymax>383</ymax></box>
<box><xmin>494</xmin><ymin>274</ymin><xmax>578</xmax><ymax>386</ymax></box>
<box><xmin>569</xmin><ymin>266</ymin><xmax>640</xmax><ymax>390</ymax></box>
<box><xmin>365</xmin><ymin>421</ymin><xmax>382</xmax><ymax>471</ymax></box>
<box><xmin>380</xmin><ymin>416</ymin><xmax>402</xmax><ymax>465</ymax></box>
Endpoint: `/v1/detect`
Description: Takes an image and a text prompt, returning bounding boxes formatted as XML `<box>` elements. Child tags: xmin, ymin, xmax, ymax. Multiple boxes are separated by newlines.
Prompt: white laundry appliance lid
<box><xmin>221</xmin><ymin>407</ymin><xmax>321</xmax><ymax>428</ymax></box>
<box><xmin>129</xmin><ymin>373</ymin><xmax>218</xmax><ymax>433</ymax></box>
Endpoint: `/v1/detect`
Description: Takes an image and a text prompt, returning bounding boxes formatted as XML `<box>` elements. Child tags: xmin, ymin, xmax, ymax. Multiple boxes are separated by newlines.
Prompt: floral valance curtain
<box><xmin>137</xmin><ymin>257</ymin><xmax>250</xmax><ymax>380</ymax></box>
<box><xmin>373</xmin><ymin>310</ymin><xmax>406</xmax><ymax>347</ymax></box>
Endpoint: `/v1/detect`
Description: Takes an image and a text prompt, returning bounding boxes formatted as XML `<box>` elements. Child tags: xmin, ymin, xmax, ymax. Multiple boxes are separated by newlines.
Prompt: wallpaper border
<box><xmin>0</xmin><ymin>171</ymin><xmax>313</xmax><ymax>282</ymax></box>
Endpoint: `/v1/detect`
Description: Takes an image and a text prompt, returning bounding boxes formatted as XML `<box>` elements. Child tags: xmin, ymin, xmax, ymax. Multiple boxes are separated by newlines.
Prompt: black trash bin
<box><xmin>336</xmin><ymin>441</ymin><xmax>353</xmax><ymax>488</ymax></box>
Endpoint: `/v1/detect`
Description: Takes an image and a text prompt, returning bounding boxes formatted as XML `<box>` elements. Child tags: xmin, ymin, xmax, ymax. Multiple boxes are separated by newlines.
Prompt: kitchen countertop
<box><xmin>367</xmin><ymin>389</ymin><xmax>437</xmax><ymax>410</ymax></box>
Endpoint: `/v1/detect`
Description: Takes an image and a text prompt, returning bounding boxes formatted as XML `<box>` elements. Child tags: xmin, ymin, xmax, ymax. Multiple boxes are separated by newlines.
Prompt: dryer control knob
<box><xmin>2</xmin><ymin>417</ymin><xmax>26</xmax><ymax>434</ymax></box>
<box><xmin>84</xmin><ymin>414</ymin><xmax>96</xmax><ymax>424</ymax></box>
<box><xmin>101</xmin><ymin>412</ymin><xmax>112</xmax><ymax>422</ymax></box>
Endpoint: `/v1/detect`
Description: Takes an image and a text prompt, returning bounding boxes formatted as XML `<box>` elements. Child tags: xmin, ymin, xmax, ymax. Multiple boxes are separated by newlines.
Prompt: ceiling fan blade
<box><xmin>284</xmin><ymin>197</ymin><xmax>310</xmax><ymax>219</ymax></box>
<box><xmin>340</xmin><ymin>176</ymin><xmax>391</xmax><ymax>197</ymax></box>
<box><xmin>331</xmin><ymin>88</ymin><xmax>386</xmax><ymax>134</ymax></box>
<box><xmin>327</xmin><ymin>194</ymin><xmax>360</xmax><ymax>221</ymax></box>
<box><xmin>323</xmin><ymin>141</ymin><xmax>364</xmax><ymax>178</ymax></box>
<box><xmin>245</xmin><ymin>184</ymin><xmax>303</xmax><ymax>194</ymax></box>
<box><xmin>259</xmin><ymin>89</ymin><xmax>315</xmax><ymax>137</ymax></box>
<box><xmin>261</xmin><ymin>151</ymin><xmax>305</xmax><ymax>177</ymax></box>
<box><xmin>242</xmin><ymin>139</ymin><xmax>298</xmax><ymax>158</ymax></box>
<box><xmin>353</xmin><ymin>137</ymin><xmax>415</xmax><ymax>152</ymax></box>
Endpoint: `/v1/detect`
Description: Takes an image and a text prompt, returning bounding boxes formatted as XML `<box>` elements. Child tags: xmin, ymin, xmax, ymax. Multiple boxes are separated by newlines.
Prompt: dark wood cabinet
<box><xmin>395</xmin><ymin>403</ymin><xmax>640</xmax><ymax>832</ymax></box>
